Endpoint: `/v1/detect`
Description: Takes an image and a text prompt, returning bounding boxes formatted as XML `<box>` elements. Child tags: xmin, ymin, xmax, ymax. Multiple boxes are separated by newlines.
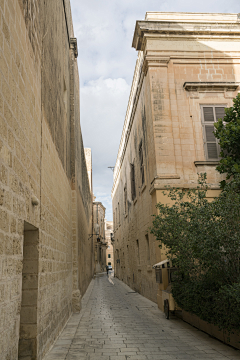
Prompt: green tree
<box><xmin>150</xmin><ymin>174</ymin><xmax>240</xmax><ymax>333</ymax></box>
<box><xmin>214</xmin><ymin>94</ymin><xmax>240</xmax><ymax>187</ymax></box>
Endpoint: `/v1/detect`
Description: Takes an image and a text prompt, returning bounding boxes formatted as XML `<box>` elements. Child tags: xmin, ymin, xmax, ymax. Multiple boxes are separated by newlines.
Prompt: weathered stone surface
<box><xmin>46</xmin><ymin>275</ymin><xmax>240</xmax><ymax>359</ymax></box>
<box><xmin>0</xmin><ymin>0</ymin><xmax>94</xmax><ymax>359</ymax></box>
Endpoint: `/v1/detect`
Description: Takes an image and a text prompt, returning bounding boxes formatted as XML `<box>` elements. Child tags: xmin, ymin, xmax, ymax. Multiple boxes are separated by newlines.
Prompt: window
<box><xmin>108</xmin><ymin>254</ymin><xmax>111</xmax><ymax>258</ymax></box>
<box><xmin>130</xmin><ymin>163</ymin><xmax>136</xmax><ymax>200</ymax></box>
<box><xmin>136</xmin><ymin>239</ymin><xmax>140</xmax><ymax>264</ymax></box>
<box><xmin>201</xmin><ymin>105</ymin><xmax>226</xmax><ymax>160</ymax></box>
<box><xmin>145</xmin><ymin>234</ymin><xmax>150</xmax><ymax>265</ymax></box>
<box><xmin>118</xmin><ymin>202</ymin><xmax>120</xmax><ymax>224</ymax></box>
<box><xmin>139</xmin><ymin>141</ymin><xmax>145</xmax><ymax>185</ymax></box>
<box><xmin>108</xmin><ymin>262</ymin><xmax>111</xmax><ymax>265</ymax></box>
<box><xmin>124</xmin><ymin>185</ymin><xmax>127</xmax><ymax>214</ymax></box>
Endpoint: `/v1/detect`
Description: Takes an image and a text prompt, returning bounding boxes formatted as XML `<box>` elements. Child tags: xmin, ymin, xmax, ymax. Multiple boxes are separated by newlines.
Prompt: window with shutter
<box><xmin>124</xmin><ymin>185</ymin><xmax>127</xmax><ymax>215</ymax></box>
<box><xmin>201</xmin><ymin>105</ymin><xmax>226</xmax><ymax>160</ymax></box>
<box><xmin>118</xmin><ymin>203</ymin><xmax>120</xmax><ymax>224</ymax></box>
<box><xmin>130</xmin><ymin>163</ymin><xmax>136</xmax><ymax>200</ymax></box>
<box><xmin>139</xmin><ymin>141</ymin><xmax>145</xmax><ymax>185</ymax></box>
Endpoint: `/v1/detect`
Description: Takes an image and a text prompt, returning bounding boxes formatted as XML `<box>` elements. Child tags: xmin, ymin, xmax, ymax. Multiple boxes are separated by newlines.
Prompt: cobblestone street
<box><xmin>44</xmin><ymin>273</ymin><xmax>240</xmax><ymax>360</ymax></box>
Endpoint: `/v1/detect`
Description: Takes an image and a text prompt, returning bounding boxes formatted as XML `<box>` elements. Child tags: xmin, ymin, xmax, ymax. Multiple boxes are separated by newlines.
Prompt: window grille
<box><xmin>155</xmin><ymin>268</ymin><xmax>162</xmax><ymax>284</ymax></box>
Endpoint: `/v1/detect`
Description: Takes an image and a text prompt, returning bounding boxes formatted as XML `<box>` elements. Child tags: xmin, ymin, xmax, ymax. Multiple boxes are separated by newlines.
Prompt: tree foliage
<box><xmin>150</xmin><ymin>174</ymin><xmax>240</xmax><ymax>333</ymax></box>
<box><xmin>214</xmin><ymin>94</ymin><xmax>240</xmax><ymax>187</ymax></box>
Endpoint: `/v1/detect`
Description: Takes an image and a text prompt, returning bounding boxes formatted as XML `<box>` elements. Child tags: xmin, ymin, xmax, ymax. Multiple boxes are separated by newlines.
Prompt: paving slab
<box><xmin>43</xmin><ymin>273</ymin><xmax>240</xmax><ymax>360</ymax></box>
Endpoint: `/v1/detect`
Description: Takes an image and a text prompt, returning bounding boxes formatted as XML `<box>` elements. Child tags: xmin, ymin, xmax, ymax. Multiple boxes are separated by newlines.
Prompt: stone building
<box><xmin>112</xmin><ymin>12</ymin><xmax>240</xmax><ymax>311</ymax></box>
<box><xmin>93</xmin><ymin>201</ymin><xmax>107</xmax><ymax>273</ymax></box>
<box><xmin>105</xmin><ymin>221</ymin><xmax>114</xmax><ymax>269</ymax></box>
<box><xmin>0</xmin><ymin>0</ymin><xmax>94</xmax><ymax>359</ymax></box>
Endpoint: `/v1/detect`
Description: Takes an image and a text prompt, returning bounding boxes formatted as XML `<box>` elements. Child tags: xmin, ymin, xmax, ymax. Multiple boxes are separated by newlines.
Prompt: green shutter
<box><xmin>203</xmin><ymin>107</ymin><xmax>218</xmax><ymax>160</ymax></box>
<box><xmin>203</xmin><ymin>107</ymin><xmax>214</xmax><ymax>122</ymax></box>
<box><xmin>215</xmin><ymin>107</ymin><xmax>225</xmax><ymax>121</ymax></box>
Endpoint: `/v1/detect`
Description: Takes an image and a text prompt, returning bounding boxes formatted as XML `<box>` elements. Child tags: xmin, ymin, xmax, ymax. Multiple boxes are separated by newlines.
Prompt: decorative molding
<box><xmin>70</xmin><ymin>38</ymin><xmax>78</xmax><ymax>58</ymax></box>
<box><xmin>194</xmin><ymin>161</ymin><xmax>219</xmax><ymax>166</ymax></box>
<box><xmin>132</xmin><ymin>20</ymin><xmax>240</xmax><ymax>51</ymax></box>
<box><xmin>149</xmin><ymin>182</ymin><xmax>221</xmax><ymax>195</ymax></box>
<box><xmin>142</xmin><ymin>56</ymin><xmax>170</xmax><ymax>75</ymax></box>
<box><xmin>183</xmin><ymin>82</ymin><xmax>239</xmax><ymax>92</ymax></box>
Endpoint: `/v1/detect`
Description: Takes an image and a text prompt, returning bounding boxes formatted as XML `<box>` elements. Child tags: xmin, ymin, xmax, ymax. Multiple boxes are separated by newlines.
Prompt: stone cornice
<box><xmin>184</xmin><ymin>82</ymin><xmax>239</xmax><ymax>92</ymax></box>
<box><xmin>142</xmin><ymin>56</ymin><xmax>170</xmax><ymax>75</ymax></box>
<box><xmin>194</xmin><ymin>161</ymin><xmax>219</xmax><ymax>166</ymax></box>
<box><xmin>132</xmin><ymin>20</ymin><xmax>240</xmax><ymax>51</ymax></box>
<box><xmin>149</xmin><ymin>182</ymin><xmax>221</xmax><ymax>195</ymax></box>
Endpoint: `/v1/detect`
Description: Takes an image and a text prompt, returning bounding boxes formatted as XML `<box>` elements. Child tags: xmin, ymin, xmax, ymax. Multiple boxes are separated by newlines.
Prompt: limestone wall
<box><xmin>112</xmin><ymin>65</ymin><xmax>159</xmax><ymax>302</ymax></box>
<box><xmin>0</xmin><ymin>0</ymin><xmax>93</xmax><ymax>359</ymax></box>
<box><xmin>112</xmin><ymin>12</ymin><xmax>240</xmax><ymax>308</ymax></box>
<box><xmin>105</xmin><ymin>221</ymin><xmax>114</xmax><ymax>269</ymax></box>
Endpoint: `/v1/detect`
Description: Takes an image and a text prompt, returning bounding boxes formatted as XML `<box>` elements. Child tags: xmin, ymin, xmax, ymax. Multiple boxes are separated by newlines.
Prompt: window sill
<box><xmin>194</xmin><ymin>161</ymin><xmax>219</xmax><ymax>166</ymax></box>
<box><xmin>137</xmin><ymin>265</ymin><xmax>141</xmax><ymax>271</ymax></box>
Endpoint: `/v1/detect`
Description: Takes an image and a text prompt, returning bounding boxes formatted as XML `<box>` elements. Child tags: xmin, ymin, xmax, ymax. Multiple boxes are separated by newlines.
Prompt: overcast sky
<box><xmin>70</xmin><ymin>0</ymin><xmax>239</xmax><ymax>220</ymax></box>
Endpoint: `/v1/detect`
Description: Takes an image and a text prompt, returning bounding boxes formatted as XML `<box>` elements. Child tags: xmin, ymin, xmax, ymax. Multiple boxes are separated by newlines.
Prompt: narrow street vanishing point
<box><xmin>45</xmin><ymin>274</ymin><xmax>240</xmax><ymax>360</ymax></box>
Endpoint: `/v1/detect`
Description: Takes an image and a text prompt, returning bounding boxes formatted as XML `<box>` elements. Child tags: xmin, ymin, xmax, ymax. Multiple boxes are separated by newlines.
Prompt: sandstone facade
<box><xmin>105</xmin><ymin>221</ymin><xmax>114</xmax><ymax>269</ymax></box>
<box><xmin>93</xmin><ymin>201</ymin><xmax>106</xmax><ymax>273</ymax></box>
<box><xmin>112</xmin><ymin>12</ymin><xmax>240</xmax><ymax>311</ymax></box>
<box><xmin>0</xmin><ymin>1</ymin><xmax>94</xmax><ymax>359</ymax></box>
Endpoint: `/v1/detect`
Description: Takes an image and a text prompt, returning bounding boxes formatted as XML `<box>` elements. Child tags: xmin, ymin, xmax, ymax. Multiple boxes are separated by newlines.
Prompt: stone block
<box><xmin>20</xmin><ymin>306</ymin><xmax>37</xmax><ymax>324</ymax></box>
<box><xmin>21</xmin><ymin>289</ymin><xmax>38</xmax><ymax>306</ymax></box>
<box><xmin>23</xmin><ymin>245</ymin><xmax>38</xmax><ymax>260</ymax></box>
<box><xmin>19</xmin><ymin>324</ymin><xmax>37</xmax><ymax>340</ymax></box>
<box><xmin>18</xmin><ymin>338</ymin><xmax>37</xmax><ymax>358</ymax></box>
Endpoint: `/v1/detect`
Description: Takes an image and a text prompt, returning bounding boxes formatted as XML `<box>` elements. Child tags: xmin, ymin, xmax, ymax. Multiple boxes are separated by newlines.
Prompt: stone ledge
<box><xmin>194</xmin><ymin>161</ymin><xmax>219</xmax><ymax>166</ymax></box>
<box><xmin>184</xmin><ymin>82</ymin><xmax>238</xmax><ymax>92</ymax></box>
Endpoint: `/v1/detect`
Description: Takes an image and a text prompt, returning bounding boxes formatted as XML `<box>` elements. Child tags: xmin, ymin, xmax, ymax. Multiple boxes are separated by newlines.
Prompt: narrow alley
<box><xmin>44</xmin><ymin>274</ymin><xmax>240</xmax><ymax>360</ymax></box>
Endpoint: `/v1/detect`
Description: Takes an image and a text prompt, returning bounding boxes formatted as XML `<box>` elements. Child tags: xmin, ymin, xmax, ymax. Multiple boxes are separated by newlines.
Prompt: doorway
<box><xmin>18</xmin><ymin>222</ymin><xmax>39</xmax><ymax>359</ymax></box>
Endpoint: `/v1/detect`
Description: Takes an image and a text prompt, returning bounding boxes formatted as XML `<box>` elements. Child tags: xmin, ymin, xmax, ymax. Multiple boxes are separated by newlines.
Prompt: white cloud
<box><xmin>80</xmin><ymin>77</ymin><xmax>131</xmax><ymax>220</ymax></box>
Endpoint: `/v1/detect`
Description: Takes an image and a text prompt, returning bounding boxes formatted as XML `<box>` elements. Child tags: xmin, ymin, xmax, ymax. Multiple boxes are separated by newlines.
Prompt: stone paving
<box><xmin>44</xmin><ymin>273</ymin><xmax>240</xmax><ymax>360</ymax></box>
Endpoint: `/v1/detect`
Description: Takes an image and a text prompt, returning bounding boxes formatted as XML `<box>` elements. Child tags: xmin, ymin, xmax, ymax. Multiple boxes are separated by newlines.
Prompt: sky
<box><xmin>70</xmin><ymin>0</ymin><xmax>240</xmax><ymax>220</ymax></box>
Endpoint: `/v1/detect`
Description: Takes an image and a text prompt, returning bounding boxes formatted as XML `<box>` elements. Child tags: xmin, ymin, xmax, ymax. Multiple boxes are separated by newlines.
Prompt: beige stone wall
<box><xmin>93</xmin><ymin>202</ymin><xmax>106</xmax><ymax>272</ymax></box>
<box><xmin>0</xmin><ymin>0</ymin><xmax>41</xmax><ymax>357</ymax></box>
<box><xmin>0</xmin><ymin>0</ymin><xmax>93</xmax><ymax>359</ymax></box>
<box><xmin>112</xmin><ymin>12</ymin><xmax>240</xmax><ymax>308</ymax></box>
<box><xmin>105</xmin><ymin>221</ymin><xmax>114</xmax><ymax>269</ymax></box>
<box><xmin>112</xmin><ymin>69</ymin><xmax>159</xmax><ymax>301</ymax></box>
